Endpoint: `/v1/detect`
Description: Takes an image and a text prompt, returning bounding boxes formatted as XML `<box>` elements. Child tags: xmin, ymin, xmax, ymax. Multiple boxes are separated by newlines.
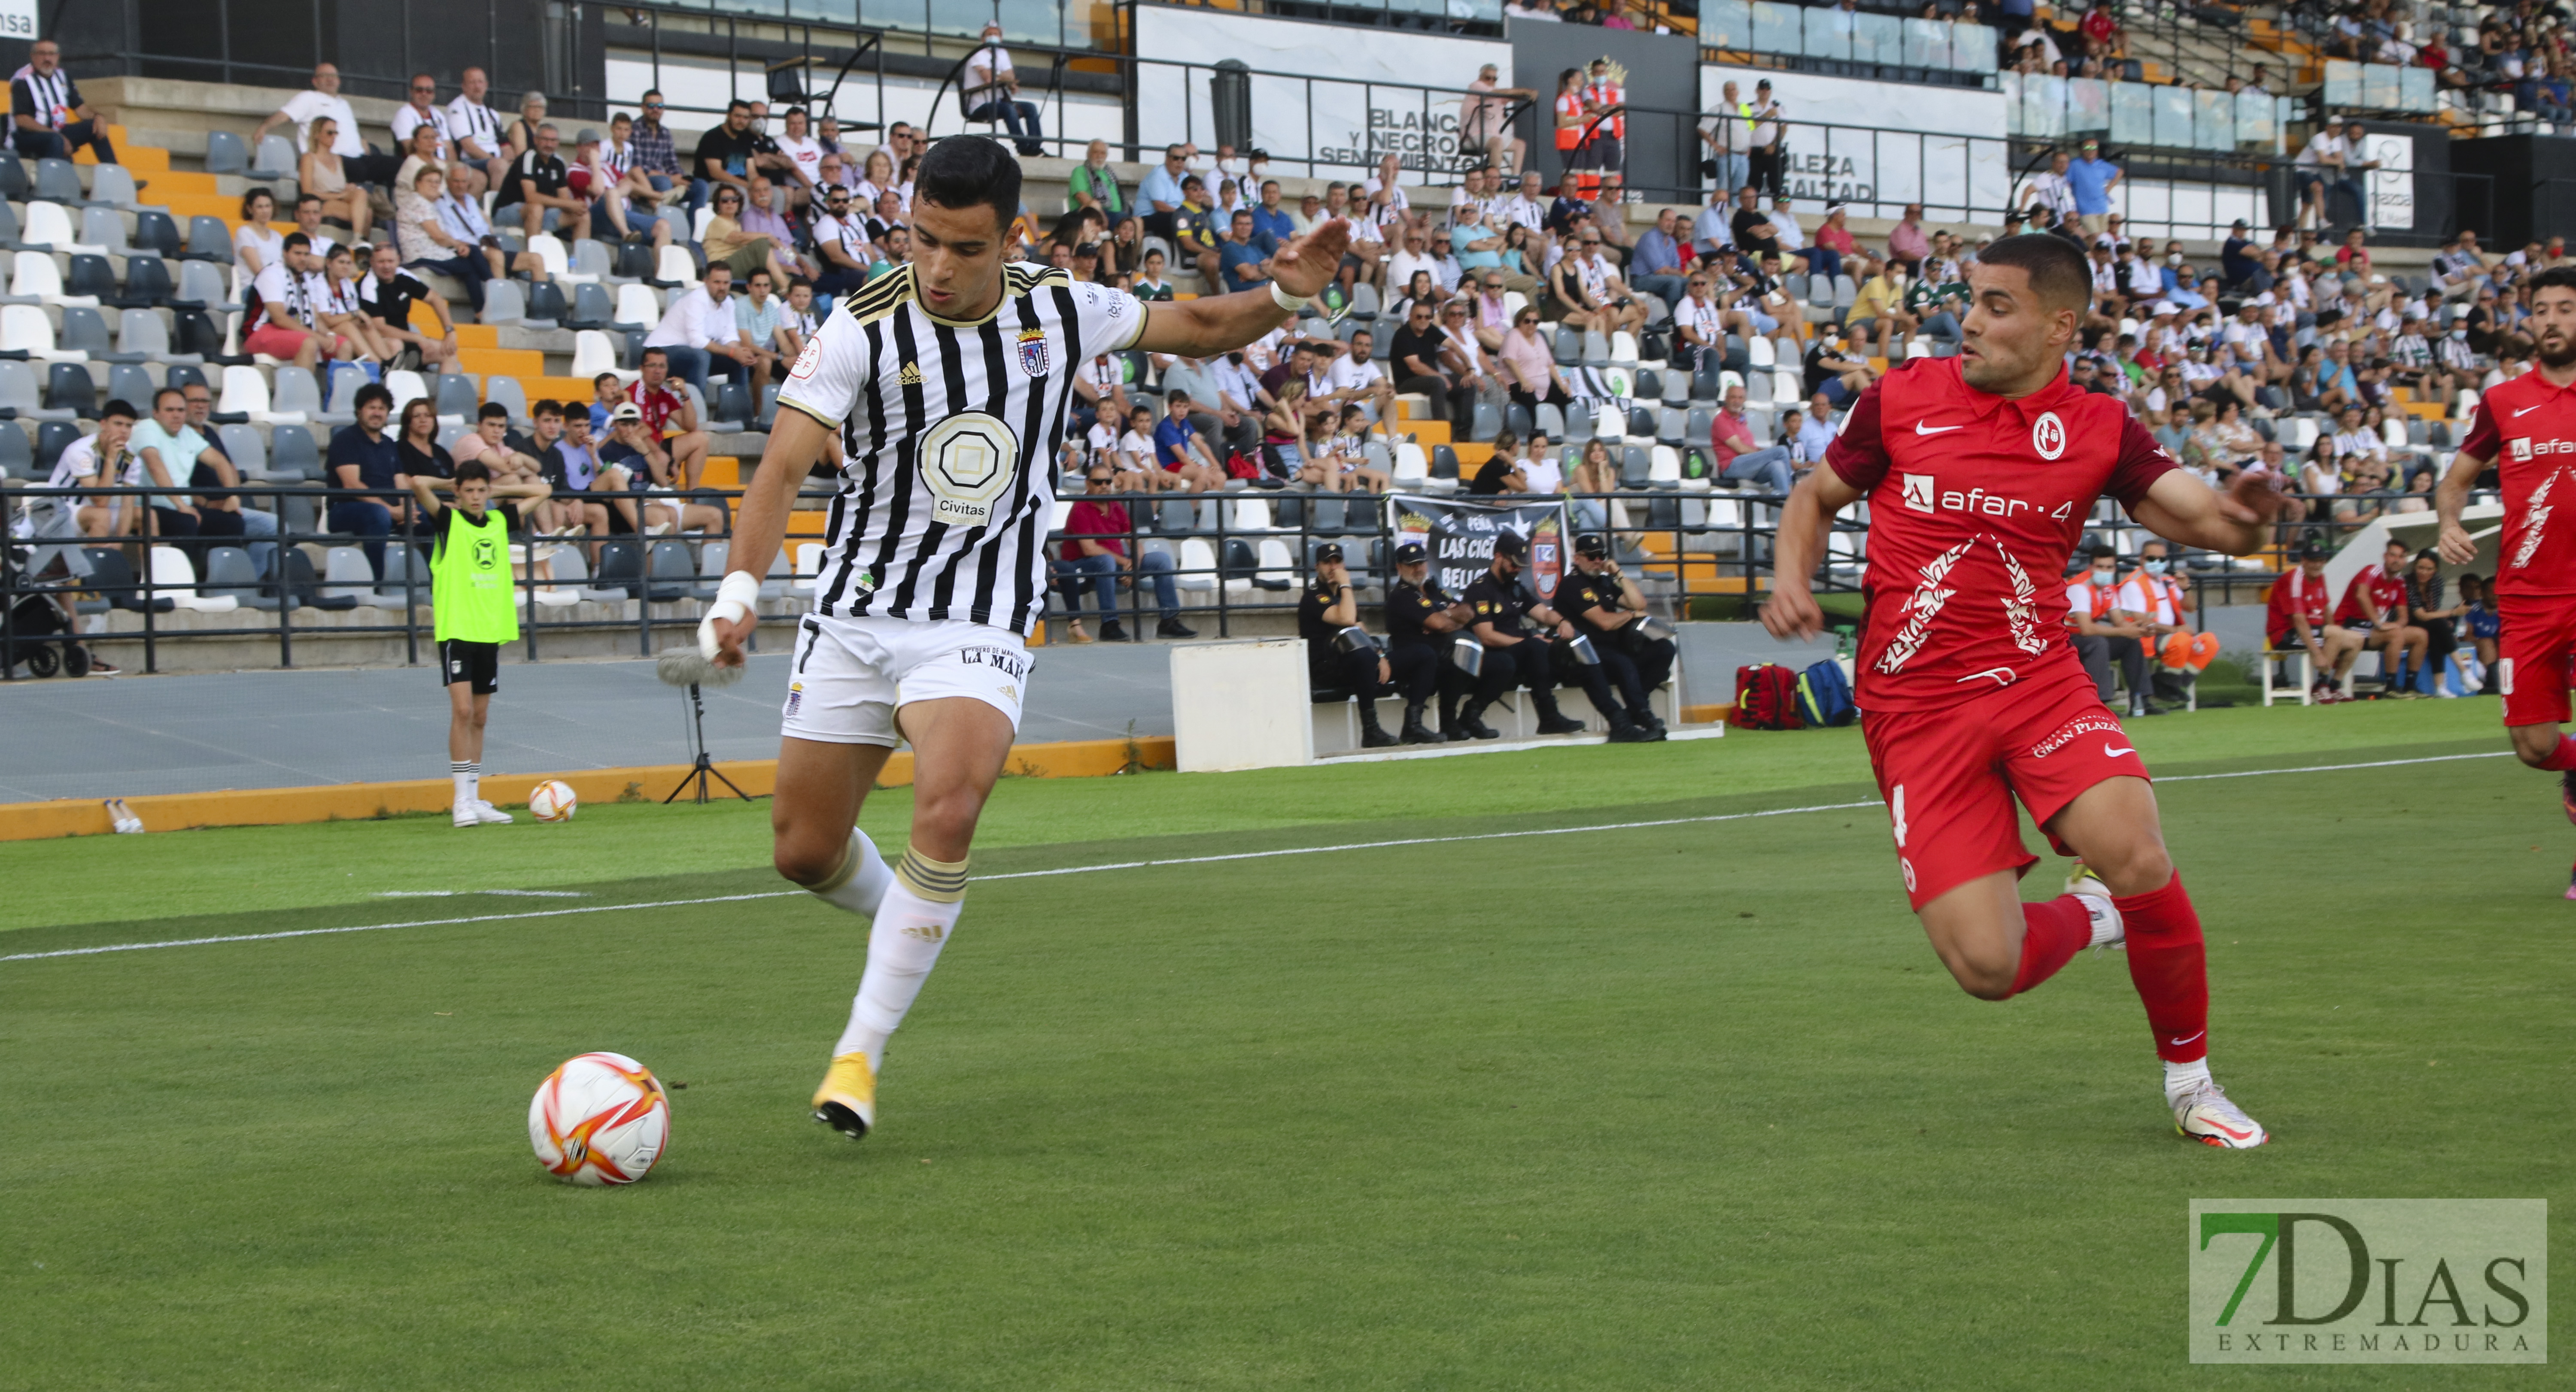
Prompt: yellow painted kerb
<box><xmin>0</xmin><ymin>736</ymin><xmax>1179</xmax><ymax>842</ymax></box>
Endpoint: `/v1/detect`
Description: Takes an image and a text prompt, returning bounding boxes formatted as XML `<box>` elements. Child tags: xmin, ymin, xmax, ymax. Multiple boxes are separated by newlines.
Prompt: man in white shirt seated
<box><xmin>389</xmin><ymin>74</ymin><xmax>451</xmax><ymax>164</ymax></box>
<box><xmin>808</xmin><ymin>182</ymin><xmax>872</xmax><ymax>296</ymax></box>
<box><xmin>255</xmin><ymin>62</ymin><xmax>398</xmax><ymax>186</ymax></box>
<box><xmin>642</xmin><ymin>262</ymin><xmax>760</xmax><ymax>402</ymax></box>
<box><xmin>443</xmin><ymin>66</ymin><xmax>507</xmax><ymax>182</ymax></box>
<box><xmin>962</xmin><ymin>23</ymin><xmax>1045</xmax><ymax>156</ymax></box>
<box><xmin>1498</xmin><ymin>170</ymin><xmax>1549</xmax><ymax>233</ymax></box>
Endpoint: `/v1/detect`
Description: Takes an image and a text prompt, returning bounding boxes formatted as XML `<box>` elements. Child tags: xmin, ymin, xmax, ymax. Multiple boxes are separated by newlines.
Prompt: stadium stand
<box><xmin>0</xmin><ymin>0</ymin><xmax>2541</xmax><ymax>687</ymax></box>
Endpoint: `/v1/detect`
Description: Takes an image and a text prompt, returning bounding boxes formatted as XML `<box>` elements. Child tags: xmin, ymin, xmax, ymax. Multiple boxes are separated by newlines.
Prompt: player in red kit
<box><xmin>2435</xmin><ymin>267</ymin><xmax>2576</xmax><ymax>895</ymax></box>
<box><xmin>1761</xmin><ymin>236</ymin><xmax>2286</xmax><ymax>1148</ymax></box>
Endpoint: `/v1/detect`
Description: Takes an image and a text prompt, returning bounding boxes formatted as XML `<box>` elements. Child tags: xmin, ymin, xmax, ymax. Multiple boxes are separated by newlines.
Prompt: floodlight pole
<box><xmin>664</xmin><ymin>681</ymin><xmax>751</xmax><ymax>805</ymax></box>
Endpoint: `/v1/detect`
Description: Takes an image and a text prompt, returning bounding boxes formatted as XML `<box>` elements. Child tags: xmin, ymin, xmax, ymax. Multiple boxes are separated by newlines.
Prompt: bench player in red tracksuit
<box><xmin>2436</xmin><ymin>266</ymin><xmax>2576</xmax><ymax>896</ymax></box>
<box><xmin>1762</xmin><ymin>235</ymin><xmax>2287</xmax><ymax>1148</ymax></box>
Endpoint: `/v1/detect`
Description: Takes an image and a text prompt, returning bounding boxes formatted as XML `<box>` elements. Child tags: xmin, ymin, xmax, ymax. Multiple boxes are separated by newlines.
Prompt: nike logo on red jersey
<box><xmin>2515</xmin><ymin>403</ymin><xmax>2547</xmax><ymax>417</ymax></box>
<box><xmin>1914</xmin><ymin>421</ymin><xmax>1964</xmax><ymax>435</ymax></box>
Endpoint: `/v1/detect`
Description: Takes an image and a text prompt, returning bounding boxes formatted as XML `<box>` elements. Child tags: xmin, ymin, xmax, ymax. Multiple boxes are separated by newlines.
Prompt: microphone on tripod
<box><xmin>655</xmin><ymin>649</ymin><xmax>751</xmax><ymax>804</ymax></box>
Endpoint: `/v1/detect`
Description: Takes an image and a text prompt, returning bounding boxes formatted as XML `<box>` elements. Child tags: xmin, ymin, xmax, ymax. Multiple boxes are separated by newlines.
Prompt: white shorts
<box><xmin>780</xmin><ymin>614</ymin><xmax>1033</xmax><ymax>747</ymax></box>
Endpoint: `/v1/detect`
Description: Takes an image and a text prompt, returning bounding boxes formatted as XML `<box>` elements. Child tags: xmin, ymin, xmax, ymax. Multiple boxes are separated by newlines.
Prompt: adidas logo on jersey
<box><xmin>899</xmin><ymin>362</ymin><xmax>923</xmax><ymax>385</ymax></box>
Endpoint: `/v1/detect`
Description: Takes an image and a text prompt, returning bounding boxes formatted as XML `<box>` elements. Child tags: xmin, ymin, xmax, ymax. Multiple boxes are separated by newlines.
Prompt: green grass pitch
<box><xmin>2</xmin><ymin>701</ymin><xmax>2570</xmax><ymax>1389</ymax></box>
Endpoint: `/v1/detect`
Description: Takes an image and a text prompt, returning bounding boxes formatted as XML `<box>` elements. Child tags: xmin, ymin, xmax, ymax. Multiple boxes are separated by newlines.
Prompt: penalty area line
<box><xmin>0</xmin><ymin>749</ymin><xmax>2515</xmax><ymax>964</ymax></box>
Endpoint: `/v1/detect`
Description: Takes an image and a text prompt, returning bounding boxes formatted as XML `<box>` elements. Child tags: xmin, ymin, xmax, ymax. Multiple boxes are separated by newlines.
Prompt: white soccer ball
<box><xmin>528</xmin><ymin>779</ymin><xmax>578</xmax><ymax>822</ymax></box>
<box><xmin>529</xmin><ymin>1051</ymin><xmax>670</xmax><ymax>1186</ymax></box>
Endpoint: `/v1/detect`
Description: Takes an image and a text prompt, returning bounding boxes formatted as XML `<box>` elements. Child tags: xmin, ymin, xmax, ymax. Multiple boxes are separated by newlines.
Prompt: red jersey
<box><xmin>2266</xmin><ymin>566</ymin><xmax>2333</xmax><ymax>642</ymax></box>
<box><xmin>2332</xmin><ymin>562</ymin><xmax>2405</xmax><ymax>624</ymax></box>
<box><xmin>2459</xmin><ymin>369</ymin><xmax>2576</xmax><ymax>597</ymax></box>
<box><xmin>1058</xmin><ymin>499</ymin><xmax>1131</xmax><ymax>563</ymax></box>
<box><xmin>1824</xmin><ymin>358</ymin><xmax>2175</xmax><ymax>713</ymax></box>
<box><xmin>628</xmin><ymin>381</ymin><xmax>688</xmax><ymax>437</ymax></box>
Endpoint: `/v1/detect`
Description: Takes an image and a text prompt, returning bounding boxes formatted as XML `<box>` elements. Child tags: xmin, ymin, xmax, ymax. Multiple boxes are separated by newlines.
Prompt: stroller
<box><xmin>4</xmin><ymin>589</ymin><xmax>91</xmax><ymax>677</ymax></box>
<box><xmin>3</xmin><ymin>539</ymin><xmax>94</xmax><ymax>678</ymax></box>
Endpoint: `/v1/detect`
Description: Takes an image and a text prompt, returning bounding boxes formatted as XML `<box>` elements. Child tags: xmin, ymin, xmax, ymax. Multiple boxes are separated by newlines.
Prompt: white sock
<box><xmin>2082</xmin><ymin>896</ymin><xmax>2123</xmax><ymax>946</ymax></box>
<box><xmin>807</xmin><ymin>827</ymin><xmax>894</xmax><ymax>918</ymax></box>
<box><xmin>451</xmin><ymin>762</ymin><xmax>473</xmax><ymax>808</ymax></box>
<box><xmin>831</xmin><ymin>846</ymin><xmax>968</xmax><ymax>1073</ymax></box>
<box><xmin>466</xmin><ymin>762</ymin><xmax>482</xmax><ymax>805</ymax></box>
<box><xmin>2164</xmin><ymin>1058</ymin><xmax>2213</xmax><ymax>1098</ymax></box>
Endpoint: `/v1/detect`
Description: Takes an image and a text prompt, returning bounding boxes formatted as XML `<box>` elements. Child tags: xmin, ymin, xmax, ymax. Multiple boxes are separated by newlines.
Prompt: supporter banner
<box><xmin>1135</xmin><ymin>6</ymin><xmax>1513</xmax><ymax>177</ymax></box>
<box><xmin>1387</xmin><ymin>494</ymin><xmax>1570</xmax><ymax>603</ymax></box>
<box><xmin>1698</xmin><ymin>64</ymin><xmax>2010</xmax><ymax>219</ymax></box>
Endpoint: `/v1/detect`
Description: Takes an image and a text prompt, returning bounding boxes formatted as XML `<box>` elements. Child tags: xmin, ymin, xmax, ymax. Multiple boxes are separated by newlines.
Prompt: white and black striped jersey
<box><xmin>777</xmin><ymin>262</ymin><xmax>1145</xmax><ymax>635</ymax></box>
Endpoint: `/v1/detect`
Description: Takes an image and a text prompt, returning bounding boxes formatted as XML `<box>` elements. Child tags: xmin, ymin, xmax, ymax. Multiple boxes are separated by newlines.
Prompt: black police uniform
<box><xmin>1382</xmin><ymin>571</ymin><xmax>1464</xmax><ymax>742</ymax></box>
<box><xmin>1299</xmin><ymin>573</ymin><xmax>1395</xmax><ymax>743</ymax></box>
<box><xmin>1459</xmin><ymin>570</ymin><xmax>1595</xmax><ymax>735</ymax></box>
<box><xmin>1561</xmin><ymin>566</ymin><xmax>1675</xmax><ymax>730</ymax></box>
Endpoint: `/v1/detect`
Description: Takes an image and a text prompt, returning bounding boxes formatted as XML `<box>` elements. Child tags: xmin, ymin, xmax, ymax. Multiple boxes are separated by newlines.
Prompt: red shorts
<box><xmin>1860</xmin><ymin>666</ymin><xmax>2152</xmax><ymax>910</ymax></box>
<box><xmin>2497</xmin><ymin>591</ymin><xmax>2576</xmax><ymax>728</ymax></box>
<box><xmin>241</xmin><ymin>321</ymin><xmax>317</xmax><ymax>359</ymax></box>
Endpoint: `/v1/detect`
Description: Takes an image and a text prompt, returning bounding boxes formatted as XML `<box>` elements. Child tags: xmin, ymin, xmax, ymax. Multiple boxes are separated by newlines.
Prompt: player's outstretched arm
<box><xmin>705</xmin><ymin>407</ymin><xmax>834</xmax><ymax>666</ymax></box>
<box><xmin>2129</xmin><ymin>468</ymin><xmax>2280</xmax><ymax>557</ymax></box>
<box><xmin>1759</xmin><ymin>467</ymin><xmax>1865</xmax><ymax>640</ymax></box>
<box><xmin>1132</xmin><ymin>218</ymin><xmax>1352</xmax><ymax>359</ymax></box>
<box><xmin>2434</xmin><ymin>449</ymin><xmax>2488</xmax><ymax>564</ymax></box>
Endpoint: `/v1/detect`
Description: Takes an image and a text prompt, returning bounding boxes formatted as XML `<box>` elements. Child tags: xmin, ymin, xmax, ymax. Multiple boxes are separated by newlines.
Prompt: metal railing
<box><xmin>3</xmin><ymin>482</ymin><xmax>756</xmax><ymax>676</ymax></box>
<box><xmin>20</xmin><ymin>476</ymin><xmax>2490</xmax><ymax>678</ymax></box>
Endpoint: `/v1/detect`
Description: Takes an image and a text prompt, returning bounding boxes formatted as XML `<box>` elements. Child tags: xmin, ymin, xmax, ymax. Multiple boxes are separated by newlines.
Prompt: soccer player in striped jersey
<box><xmin>703</xmin><ymin>135</ymin><xmax>1350</xmax><ymax>1141</ymax></box>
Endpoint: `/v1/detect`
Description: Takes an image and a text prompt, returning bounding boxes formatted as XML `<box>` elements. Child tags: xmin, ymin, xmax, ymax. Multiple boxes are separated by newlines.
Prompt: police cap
<box><xmin>1314</xmin><ymin>542</ymin><xmax>1345</xmax><ymax>564</ymax></box>
<box><xmin>1393</xmin><ymin>540</ymin><xmax>1428</xmax><ymax>564</ymax></box>
<box><xmin>1493</xmin><ymin>533</ymin><xmax>1528</xmax><ymax>560</ymax></box>
<box><xmin>1574</xmin><ymin>532</ymin><xmax>1610</xmax><ymax>557</ymax></box>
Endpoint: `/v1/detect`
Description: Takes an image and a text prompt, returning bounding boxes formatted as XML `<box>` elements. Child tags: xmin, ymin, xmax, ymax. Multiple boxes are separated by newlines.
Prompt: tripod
<box><xmin>663</xmin><ymin>681</ymin><xmax>751</xmax><ymax>804</ymax></box>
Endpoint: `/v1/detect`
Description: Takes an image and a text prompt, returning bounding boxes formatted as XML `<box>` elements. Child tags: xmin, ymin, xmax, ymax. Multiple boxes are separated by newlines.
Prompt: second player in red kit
<box><xmin>2436</xmin><ymin>266</ymin><xmax>2576</xmax><ymax>896</ymax></box>
<box><xmin>1762</xmin><ymin>235</ymin><xmax>2287</xmax><ymax>1148</ymax></box>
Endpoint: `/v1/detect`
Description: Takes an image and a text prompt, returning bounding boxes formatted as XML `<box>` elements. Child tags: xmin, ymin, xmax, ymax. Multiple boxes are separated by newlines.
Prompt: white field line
<box><xmin>0</xmin><ymin>751</ymin><xmax>2515</xmax><ymax>964</ymax></box>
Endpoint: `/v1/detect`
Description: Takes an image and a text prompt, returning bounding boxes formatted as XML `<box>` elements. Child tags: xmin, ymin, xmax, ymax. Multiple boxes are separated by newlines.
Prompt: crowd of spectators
<box><xmin>2309</xmin><ymin>0</ymin><xmax>2576</xmax><ymax>117</ymax></box>
<box><xmin>0</xmin><ymin>25</ymin><xmax>2535</xmax><ymax>695</ymax></box>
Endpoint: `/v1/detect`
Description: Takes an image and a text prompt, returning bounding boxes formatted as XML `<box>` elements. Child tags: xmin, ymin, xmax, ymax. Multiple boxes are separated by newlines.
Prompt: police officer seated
<box><xmin>1458</xmin><ymin>532</ymin><xmax>1648</xmax><ymax>742</ymax></box>
<box><xmin>1561</xmin><ymin>532</ymin><xmax>1674</xmax><ymax>739</ymax></box>
<box><xmin>1299</xmin><ymin>541</ymin><xmax>1397</xmax><ymax>748</ymax></box>
<box><xmin>1382</xmin><ymin>538</ymin><xmax>1474</xmax><ymax>744</ymax></box>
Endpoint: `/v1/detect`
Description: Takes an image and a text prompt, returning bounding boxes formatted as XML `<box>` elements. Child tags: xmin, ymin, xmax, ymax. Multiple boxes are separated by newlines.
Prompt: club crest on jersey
<box><xmin>2031</xmin><ymin>410</ymin><xmax>2067</xmax><ymax>461</ymax></box>
<box><xmin>790</xmin><ymin>335</ymin><xmax>823</xmax><ymax>380</ymax></box>
<box><xmin>1017</xmin><ymin>328</ymin><xmax>1050</xmax><ymax>378</ymax></box>
<box><xmin>919</xmin><ymin>411</ymin><xmax>1022</xmax><ymax>527</ymax></box>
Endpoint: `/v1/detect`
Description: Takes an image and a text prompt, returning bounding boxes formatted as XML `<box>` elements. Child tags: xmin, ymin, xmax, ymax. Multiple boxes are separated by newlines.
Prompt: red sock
<box><xmin>2541</xmin><ymin>736</ymin><xmax>2576</xmax><ymax>772</ymax></box>
<box><xmin>2115</xmin><ymin>872</ymin><xmax>2209</xmax><ymax>1064</ymax></box>
<box><xmin>2010</xmin><ymin>897</ymin><xmax>2092</xmax><ymax>997</ymax></box>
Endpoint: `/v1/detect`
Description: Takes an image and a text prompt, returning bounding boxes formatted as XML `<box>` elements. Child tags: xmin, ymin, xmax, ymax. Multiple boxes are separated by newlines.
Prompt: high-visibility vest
<box><xmin>2065</xmin><ymin>575</ymin><xmax>2119</xmax><ymax>630</ymax></box>
<box><xmin>1555</xmin><ymin>92</ymin><xmax>1583</xmax><ymax>151</ymax></box>
<box><xmin>1589</xmin><ymin>81</ymin><xmax>1625</xmax><ymax>140</ymax></box>
<box><xmin>2121</xmin><ymin>567</ymin><xmax>2188</xmax><ymax>626</ymax></box>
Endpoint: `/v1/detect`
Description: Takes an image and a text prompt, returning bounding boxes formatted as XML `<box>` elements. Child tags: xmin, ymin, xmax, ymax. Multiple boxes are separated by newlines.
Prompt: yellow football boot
<box><xmin>811</xmin><ymin>1052</ymin><xmax>878</xmax><ymax>1141</ymax></box>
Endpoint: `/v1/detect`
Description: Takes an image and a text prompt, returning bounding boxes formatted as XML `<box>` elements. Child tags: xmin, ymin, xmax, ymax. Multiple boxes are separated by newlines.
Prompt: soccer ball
<box><xmin>529</xmin><ymin>1051</ymin><xmax>670</xmax><ymax>1186</ymax></box>
<box><xmin>528</xmin><ymin>779</ymin><xmax>578</xmax><ymax>822</ymax></box>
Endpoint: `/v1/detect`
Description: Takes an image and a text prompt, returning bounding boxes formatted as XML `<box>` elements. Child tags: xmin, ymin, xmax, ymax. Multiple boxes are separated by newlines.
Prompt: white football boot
<box><xmin>454</xmin><ymin>801</ymin><xmax>513</xmax><ymax>827</ymax></box>
<box><xmin>2171</xmin><ymin>1077</ymin><xmax>2269</xmax><ymax>1149</ymax></box>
